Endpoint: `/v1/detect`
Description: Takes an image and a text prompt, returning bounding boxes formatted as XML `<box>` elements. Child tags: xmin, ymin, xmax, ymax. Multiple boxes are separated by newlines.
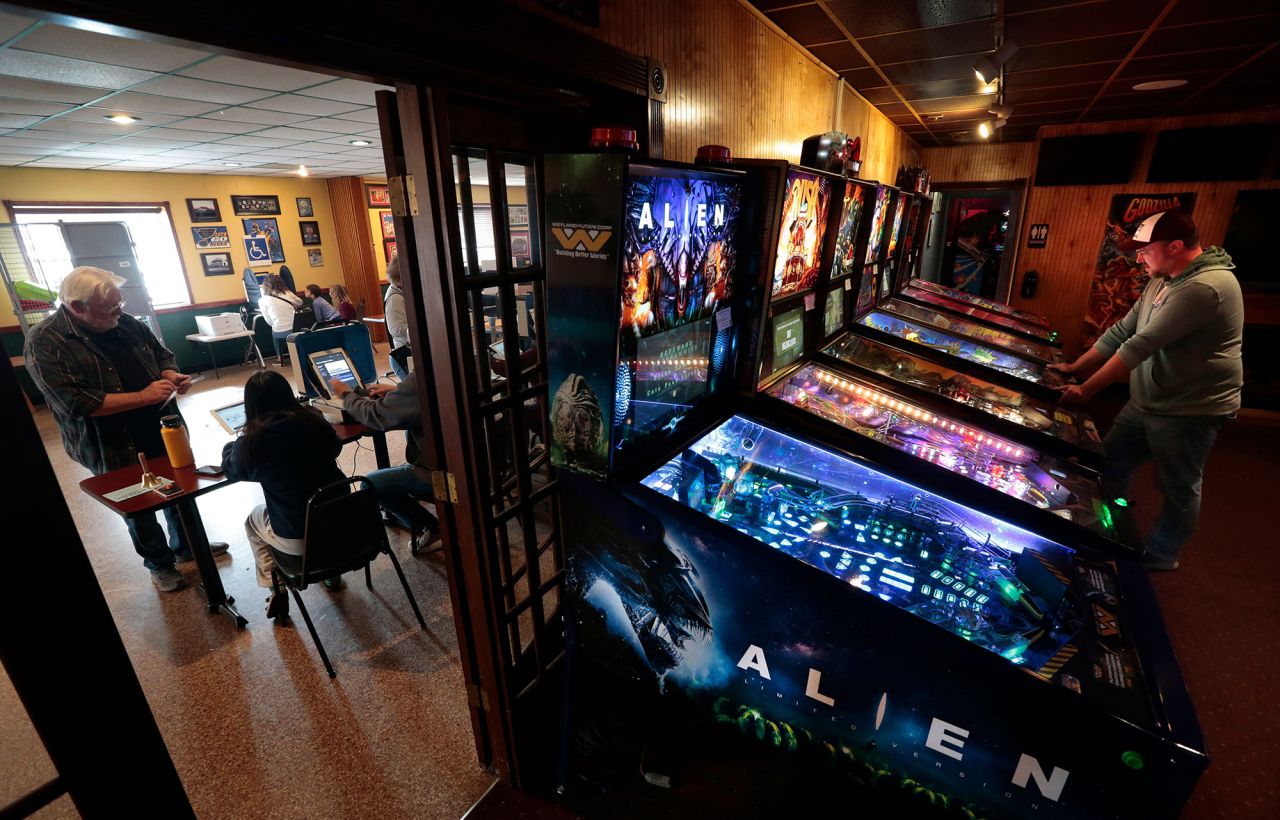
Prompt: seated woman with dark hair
<box><xmin>221</xmin><ymin>370</ymin><xmax>345</xmax><ymax>616</ymax></box>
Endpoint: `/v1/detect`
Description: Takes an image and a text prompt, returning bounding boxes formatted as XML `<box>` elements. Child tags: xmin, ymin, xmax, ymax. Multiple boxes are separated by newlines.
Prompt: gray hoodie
<box><xmin>1094</xmin><ymin>246</ymin><xmax>1242</xmax><ymax>416</ymax></box>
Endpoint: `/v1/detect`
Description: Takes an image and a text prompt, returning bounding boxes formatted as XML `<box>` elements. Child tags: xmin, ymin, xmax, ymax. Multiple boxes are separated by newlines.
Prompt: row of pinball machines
<box><xmin>544</xmin><ymin>147</ymin><xmax>1205</xmax><ymax>819</ymax></box>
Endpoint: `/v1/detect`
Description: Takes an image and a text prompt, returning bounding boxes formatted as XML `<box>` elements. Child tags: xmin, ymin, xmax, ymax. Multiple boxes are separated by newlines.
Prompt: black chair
<box><xmin>268</xmin><ymin>476</ymin><xmax>428</xmax><ymax>678</ymax></box>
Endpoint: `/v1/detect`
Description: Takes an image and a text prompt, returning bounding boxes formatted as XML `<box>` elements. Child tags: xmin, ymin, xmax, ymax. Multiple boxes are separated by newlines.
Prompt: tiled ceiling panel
<box><xmin>749</xmin><ymin>0</ymin><xmax>1280</xmax><ymax>146</ymax></box>
<box><xmin>0</xmin><ymin>11</ymin><xmax>388</xmax><ymax>176</ymax></box>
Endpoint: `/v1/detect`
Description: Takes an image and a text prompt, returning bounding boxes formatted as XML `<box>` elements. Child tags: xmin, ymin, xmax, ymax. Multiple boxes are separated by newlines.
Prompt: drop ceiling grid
<box><xmin>0</xmin><ymin>12</ymin><xmax>387</xmax><ymax>175</ymax></box>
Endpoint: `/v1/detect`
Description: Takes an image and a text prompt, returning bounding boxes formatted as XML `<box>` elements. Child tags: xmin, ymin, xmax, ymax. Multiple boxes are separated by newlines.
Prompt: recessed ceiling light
<box><xmin>297</xmin><ymin>165</ymin><xmax>309</xmax><ymax>177</ymax></box>
<box><xmin>222</xmin><ymin>162</ymin><xmax>242</xmax><ymax>167</ymax></box>
<box><xmin>103</xmin><ymin>114</ymin><xmax>140</xmax><ymax>124</ymax></box>
<box><xmin>349</xmin><ymin>139</ymin><xmax>372</xmax><ymax>147</ymax></box>
<box><xmin>1133</xmin><ymin>79</ymin><xmax>1188</xmax><ymax>91</ymax></box>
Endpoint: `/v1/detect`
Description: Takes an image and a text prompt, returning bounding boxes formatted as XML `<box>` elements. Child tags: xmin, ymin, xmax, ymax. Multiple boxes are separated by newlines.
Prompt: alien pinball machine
<box><xmin>545</xmin><ymin>153</ymin><xmax>1205</xmax><ymax>818</ymax></box>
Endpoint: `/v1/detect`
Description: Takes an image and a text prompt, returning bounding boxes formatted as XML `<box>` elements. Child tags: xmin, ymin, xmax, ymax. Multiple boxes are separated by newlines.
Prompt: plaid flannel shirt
<box><xmin>24</xmin><ymin>307</ymin><xmax>177</xmax><ymax>474</ymax></box>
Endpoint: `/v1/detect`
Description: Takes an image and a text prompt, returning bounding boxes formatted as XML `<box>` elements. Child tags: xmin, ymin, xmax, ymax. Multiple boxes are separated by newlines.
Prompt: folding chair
<box><xmin>268</xmin><ymin>476</ymin><xmax>427</xmax><ymax>678</ymax></box>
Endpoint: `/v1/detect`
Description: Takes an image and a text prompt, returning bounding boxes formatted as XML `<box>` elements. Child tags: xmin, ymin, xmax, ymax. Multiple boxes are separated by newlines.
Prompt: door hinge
<box><xmin>431</xmin><ymin>470</ymin><xmax>458</xmax><ymax>503</ymax></box>
<box><xmin>389</xmin><ymin>175</ymin><xmax>418</xmax><ymax>217</ymax></box>
<box><xmin>467</xmin><ymin>684</ymin><xmax>488</xmax><ymax>711</ymax></box>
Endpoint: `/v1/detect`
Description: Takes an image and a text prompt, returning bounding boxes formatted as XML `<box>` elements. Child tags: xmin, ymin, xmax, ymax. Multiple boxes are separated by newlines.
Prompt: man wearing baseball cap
<box><xmin>1051</xmin><ymin>209</ymin><xmax>1243</xmax><ymax>570</ymax></box>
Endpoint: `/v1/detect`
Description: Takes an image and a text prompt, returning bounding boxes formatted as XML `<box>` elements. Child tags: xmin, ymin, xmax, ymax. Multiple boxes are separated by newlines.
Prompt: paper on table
<box><xmin>105</xmin><ymin>477</ymin><xmax>173</xmax><ymax>502</ymax></box>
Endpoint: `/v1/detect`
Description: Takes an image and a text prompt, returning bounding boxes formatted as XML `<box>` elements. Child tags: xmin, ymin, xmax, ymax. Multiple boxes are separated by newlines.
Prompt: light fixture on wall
<box><xmin>103</xmin><ymin>114</ymin><xmax>140</xmax><ymax>124</ymax></box>
<box><xmin>974</xmin><ymin>39</ymin><xmax>1019</xmax><ymax>85</ymax></box>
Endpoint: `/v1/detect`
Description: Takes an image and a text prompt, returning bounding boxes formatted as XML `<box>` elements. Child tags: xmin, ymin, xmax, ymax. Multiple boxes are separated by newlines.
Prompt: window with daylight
<box><xmin>11</xmin><ymin>203</ymin><xmax>191</xmax><ymax>308</ymax></box>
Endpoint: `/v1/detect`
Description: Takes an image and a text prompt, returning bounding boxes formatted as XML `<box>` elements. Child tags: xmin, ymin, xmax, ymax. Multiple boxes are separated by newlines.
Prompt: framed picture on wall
<box><xmin>200</xmin><ymin>251</ymin><xmax>233</xmax><ymax>276</ymax></box>
<box><xmin>308</xmin><ymin>248</ymin><xmax>324</xmax><ymax>267</ymax></box>
<box><xmin>298</xmin><ymin>220</ymin><xmax>322</xmax><ymax>246</ymax></box>
<box><xmin>230</xmin><ymin>194</ymin><xmax>281</xmax><ymax>215</ymax></box>
<box><xmin>383</xmin><ymin>239</ymin><xmax>397</xmax><ymax>263</ymax></box>
<box><xmin>510</xmin><ymin>230</ymin><xmax>531</xmax><ymax>266</ymax></box>
<box><xmin>191</xmin><ymin>225</ymin><xmax>230</xmax><ymax>248</ymax></box>
<box><xmin>296</xmin><ymin>197</ymin><xmax>314</xmax><ymax>217</ymax></box>
<box><xmin>242</xmin><ymin>217</ymin><xmax>285</xmax><ymax>263</ymax></box>
<box><xmin>508</xmin><ymin>204</ymin><xmax>528</xmax><ymax>227</ymax></box>
<box><xmin>186</xmin><ymin>198</ymin><xmax>220</xmax><ymax>223</ymax></box>
<box><xmin>367</xmin><ymin>184</ymin><xmax>390</xmax><ymax>208</ymax></box>
<box><xmin>379</xmin><ymin>211</ymin><xmax>396</xmax><ymax>239</ymax></box>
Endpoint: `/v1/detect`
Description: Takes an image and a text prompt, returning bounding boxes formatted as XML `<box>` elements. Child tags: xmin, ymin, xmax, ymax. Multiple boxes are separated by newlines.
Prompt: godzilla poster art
<box><xmin>1083</xmin><ymin>192</ymin><xmax>1195</xmax><ymax>348</ymax></box>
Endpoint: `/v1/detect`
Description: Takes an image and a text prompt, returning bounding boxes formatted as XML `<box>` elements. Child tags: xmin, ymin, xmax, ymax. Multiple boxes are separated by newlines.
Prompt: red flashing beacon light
<box><xmin>588</xmin><ymin>126</ymin><xmax>639</xmax><ymax>152</ymax></box>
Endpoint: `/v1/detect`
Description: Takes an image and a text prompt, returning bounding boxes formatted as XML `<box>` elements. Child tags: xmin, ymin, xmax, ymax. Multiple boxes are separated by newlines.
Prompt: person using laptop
<box><xmin>327</xmin><ymin>370</ymin><xmax>440</xmax><ymax>553</ymax></box>
<box><xmin>221</xmin><ymin>370</ymin><xmax>346</xmax><ymax>616</ymax></box>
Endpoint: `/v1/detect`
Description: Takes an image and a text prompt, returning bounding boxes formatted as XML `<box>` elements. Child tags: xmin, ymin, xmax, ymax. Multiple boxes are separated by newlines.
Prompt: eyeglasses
<box><xmin>87</xmin><ymin>297</ymin><xmax>125</xmax><ymax>315</ymax></box>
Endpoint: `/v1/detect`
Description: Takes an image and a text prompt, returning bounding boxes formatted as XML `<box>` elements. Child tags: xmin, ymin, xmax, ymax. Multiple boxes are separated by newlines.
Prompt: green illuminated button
<box><xmin>1121</xmin><ymin>751</ymin><xmax>1145</xmax><ymax>770</ymax></box>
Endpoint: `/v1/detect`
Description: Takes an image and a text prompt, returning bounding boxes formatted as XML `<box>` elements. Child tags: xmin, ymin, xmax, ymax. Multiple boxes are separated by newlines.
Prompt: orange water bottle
<box><xmin>160</xmin><ymin>415</ymin><xmax>195</xmax><ymax>468</ymax></box>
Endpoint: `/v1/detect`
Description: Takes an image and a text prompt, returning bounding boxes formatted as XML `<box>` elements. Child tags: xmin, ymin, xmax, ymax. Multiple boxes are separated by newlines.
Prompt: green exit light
<box><xmin>1114</xmin><ymin>497</ymin><xmax>1130</xmax><ymax>508</ymax></box>
<box><xmin>1121</xmin><ymin>750</ymin><xmax>1145</xmax><ymax>770</ymax></box>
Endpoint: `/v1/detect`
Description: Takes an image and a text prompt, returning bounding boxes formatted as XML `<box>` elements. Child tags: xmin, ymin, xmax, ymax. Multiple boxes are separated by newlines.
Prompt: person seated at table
<box><xmin>304</xmin><ymin>283</ymin><xmax>342</xmax><ymax>324</ymax></box>
<box><xmin>328</xmin><ymin>371</ymin><xmax>440</xmax><ymax>552</ymax></box>
<box><xmin>330</xmin><ymin>283</ymin><xmax>357</xmax><ymax>321</ymax></box>
<box><xmin>258</xmin><ymin>274</ymin><xmax>301</xmax><ymax>366</ymax></box>
<box><xmin>221</xmin><ymin>370</ymin><xmax>345</xmax><ymax>617</ymax></box>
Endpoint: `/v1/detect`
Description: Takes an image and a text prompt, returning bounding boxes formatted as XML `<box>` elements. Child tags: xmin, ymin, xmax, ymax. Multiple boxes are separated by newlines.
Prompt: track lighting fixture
<box><xmin>974</xmin><ymin>40</ymin><xmax>1019</xmax><ymax>85</ymax></box>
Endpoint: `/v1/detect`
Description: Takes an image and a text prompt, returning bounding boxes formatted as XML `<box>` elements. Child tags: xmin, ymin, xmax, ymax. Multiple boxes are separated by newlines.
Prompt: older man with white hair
<box><xmin>25</xmin><ymin>266</ymin><xmax>228</xmax><ymax>592</ymax></box>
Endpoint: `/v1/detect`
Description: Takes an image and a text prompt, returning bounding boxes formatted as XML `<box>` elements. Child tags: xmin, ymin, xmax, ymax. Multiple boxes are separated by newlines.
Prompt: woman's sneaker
<box><xmin>412</xmin><ymin>527</ymin><xmax>442</xmax><ymax>555</ymax></box>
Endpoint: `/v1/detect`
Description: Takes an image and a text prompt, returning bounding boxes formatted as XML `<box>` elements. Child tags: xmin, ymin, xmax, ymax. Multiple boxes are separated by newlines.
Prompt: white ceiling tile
<box><xmin>58</xmin><ymin>149</ymin><xmax>141</xmax><ymax>159</ymax></box>
<box><xmin>149</xmin><ymin>148</ymin><xmax>227</xmax><ymax>160</ymax></box>
<box><xmin>313</xmin><ymin>133</ymin><xmax>381</xmax><ymax>147</ymax></box>
<box><xmin>329</xmin><ymin>107</ymin><xmax>380</xmax><ymax>125</ymax></box>
<box><xmin>214</xmin><ymin>134</ymin><xmax>298</xmax><ymax>148</ymax></box>
<box><xmin>29</xmin><ymin>119</ymin><xmax>134</xmax><ymax>136</ymax></box>
<box><xmin>0</xmin><ymin>145</ymin><xmax>53</xmax><ymax>156</ymax></box>
<box><xmin>0</xmin><ymin>153</ymin><xmax>43</xmax><ymax>163</ymax></box>
<box><xmin>67</xmin><ymin>107</ymin><xmax>183</xmax><ymax>126</ymax></box>
<box><xmin>57</xmin><ymin>144</ymin><xmax>146</xmax><ymax>157</ymax></box>
<box><xmin>0</xmin><ymin>134</ymin><xmax>93</xmax><ymax>149</ymax></box>
<box><xmin>0</xmin><ymin>113</ymin><xmax>42</xmax><ymax>128</ymax></box>
<box><xmin>107</xmin><ymin>159</ymin><xmax>176</xmax><ymax>168</ymax></box>
<box><xmin>0</xmin><ymin>97</ymin><xmax>74</xmax><ymax>116</ymax></box>
<box><xmin>142</xmin><ymin>126</ymin><xmax>234</xmax><ymax>141</ymax></box>
<box><xmin>0</xmin><ymin>10</ymin><xmax>38</xmax><ymax>41</ymax></box>
<box><xmin>134</xmin><ymin>76</ymin><xmax>271</xmax><ymax>105</ymax></box>
<box><xmin>17</xmin><ymin>25</ymin><xmax>210</xmax><ymax>72</ymax></box>
<box><xmin>0</xmin><ymin>49</ymin><xmax>158</xmax><ymax>90</ymax></box>
<box><xmin>182</xmin><ymin>117</ymin><xmax>267</xmax><ymax>135</ymax></box>
<box><xmin>100</xmin><ymin>136</ymin><xmax>198</xmax><ymax>149</ymax></box>
<box><xmin>177</xmin><ymin>55</ymin><xmax>336</xmax><ymax>92</ymax></box>
<box><xmin>25</xmin><ymin>157</ymin><xmax>111</xmax><ymax>167</ymax></box>
<box><xmin>289</xmin><ymin>115</ymin><xmax>376</xmax><ymax>135</ymax></box>
<box><xmin>250</xmin><ymin>125</ymin><xmax>335</xmax><ymax>141</ymax></box>
<box><xmin>0</xmin><ymin>76</ymin><xmax>108</xmax><ymax>104</ymax></box>
<box><xmin>106</xmin><ymin>91</ymin><xmax>224</xmax><ymax>116</ymax></box>
<box><xmin>289</xmin><ymin>141</ymin><xmax>355</xmax><ymax>154</ymax></box>
<box><xmin>339</xmin><ymin>148</ymin><xmax>385</xmax><ymax>159</ymax></box>
<box><xmin>244</xmin><ymin>94</ymin><xmax>364</xmax><ymax>117</ymax></box>
<box><xmin>198</xmin><ymin>106</ymin><xmax>313</xmax><ymax>126</ymax></box>
<box><xmin>294</xmin><ymin>78</ymin><xmax>389</xmax><ymax>105</ymax></box>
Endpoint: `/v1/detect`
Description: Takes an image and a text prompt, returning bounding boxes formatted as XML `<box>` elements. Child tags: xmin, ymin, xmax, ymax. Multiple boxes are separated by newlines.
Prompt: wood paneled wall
<box><xmin>517</xmin><ymin>0</ymin><xmax>917</xmax><ymax>176</ymax></box>
<box><xmin>326</xmin><ymin>176</ymin><xmax>386</xmax><ymax>342</ymax></box>
<box><xmin>918</xmin><ymin>142</ymin><xmax>1036</xmax><ymax>184</ymax></box>
<box><xmin>1013</xmin><ymin>111</ymin><xmax>1280</xmax><ymax>356</ymax></box>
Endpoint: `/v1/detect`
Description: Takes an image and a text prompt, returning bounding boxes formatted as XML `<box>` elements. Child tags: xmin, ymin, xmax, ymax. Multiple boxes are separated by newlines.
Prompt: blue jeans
<box><xmin>125</xmin><ymin>505</ymin><xmax>187</xmax><ymax>571</ymax></box>
<box><xmin>272</xmin><ymin>331</ymin><xmax>290</xmax><ymax>357</ymax></box>
<box><xmin>389</xmin><ymin>355</ymin><xmax>408</xmax><ymax>381</ymax></box>
<box><xmin>366</xmin><ymin>464</ymin><xmax>437</xmax><ymax>532</ymax></box>
<box><xmin>1103</xmin><ymin>402</ymin><xmax>1228</xmax><ymax>563</ymax></box>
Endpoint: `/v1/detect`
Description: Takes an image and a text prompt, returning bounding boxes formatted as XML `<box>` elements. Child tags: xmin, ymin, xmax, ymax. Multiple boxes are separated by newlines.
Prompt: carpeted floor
<box><xmin>1</xmin><ymin>350</ymin><xmax>495</xmax><ymax>819</ymax></box>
